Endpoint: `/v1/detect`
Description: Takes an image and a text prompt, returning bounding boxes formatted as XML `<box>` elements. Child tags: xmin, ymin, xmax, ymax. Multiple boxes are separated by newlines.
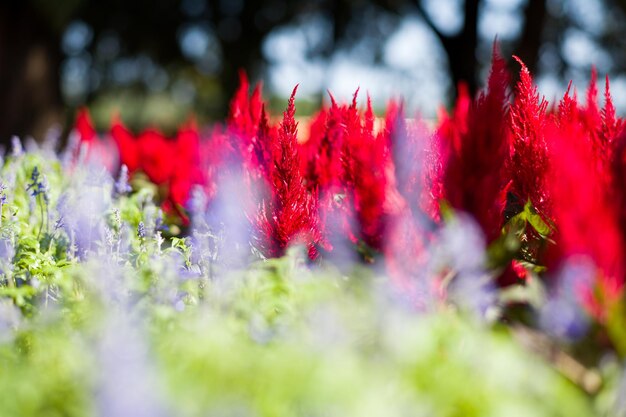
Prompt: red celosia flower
<box><xmin>72</xmin><ymin>107</ymin><xmax>116</xmax><ymax>171</ymax></box>
<box><xmin>603</xmin><ymin>76</ymin><xmax>623</xmax><ymax>145</ymax></box>
<box><xmin>509</xmin><ymin>56</ymin><xmax>551</xmax><ymax>218</ymax></box>
<box><xmin>342</xmin><ymin>96</ymin><xmax>391</xmax><ymax>251</ymax></box>
<box><xmin>299</xmin><ymin>106</ymin><xmax>327</xmax><ymax>187</ymax></box>
<box><xmin>385</xmin><ymin>100</ymin><xmax>410</xmax><ymax>196</ymax></box>
<box><xmin>385</xmin><ymin>99</ymin><xmax>442</xmax><ymax>225</ymax></box>
<box><xmin>439</xmin><ymin>49</ymin><xmax>511</xmax><ymax>242</ymax></box>
<box><xmin>300</xmin><ymin>95</ymin><xmax>347</xmax><ymax>191</ymax></box>
<box><xmin>579</xmin><ymin>69</ymin><xmax>624</xmax><ymax>164</ymax></box>
<box><xmin>110</xmin><ymin>115</ymin><xmax>140</xmax><ymax>173</ymax></box>
<box><xmin>228</xmin><ymin>70</ymin><xmax>254</xmax><ymax>136</ymax></box>
<box><xmin>255</xmin><ymin>86</ymin><xmax>321</xmax><ymax>258</ymax></box>
<box><xmin>382</xmin><ymin>100</ymin><xmax>443</xmax><ymax>287</ymax></box>
<box><xmin>549</xmin><ymin>80</ymin><xmax>626</xmax><ymax>319</ymax></box>
<box><xmin>169</xmin><ymin>118</ymin><xmax>202</xmax><ymax>207</ymax></box>
<box><xmin>227</xmin><ymin>71</ymin><xmax>271</xmax><ymax>176</ymax></box>
<box><xmin>75</xmin><ymin>107</ymin><xmax>97</xmax><ymax>143</ymax></box>
<box><xmin>137</xmin><ymin>129</ymin><xmax>175</xmax><ymax>185</ymax></box>
<box><xmin>437</xmin><ymin>83</ymin><xmax>471</xmax><ymax>154</ymax></box>
<box><xmin>548</xmin><ymin>114</ymin><xmax>624</xmax><ymax>319</ymax></box>
<box><xmin>247</xmin><ymin>103</ymin><xmax>274</xmax><ymax>182</ymax></box>
<box><xmin>224</xmin><ymin>72</ymin><xmax>277</xmax><ymax>222</ymax></box>
<box><xmin>109</xmin><ymin>114</ymin><xmax>205</xmax><ymax>225</ymax></box>
<box><xmin>418</xmin><ymin>121</ymin><xmax>446</xmax><ymax>224</ymax></box>
<box><xmin>315</xmin><ymin>92</ymin><xmax>363</xmax><ymax>251</ymax></box>
<box><xmin>582</xmin><ymin>68</ymin><xmax>602</xmax><ymax>140</ymax></box>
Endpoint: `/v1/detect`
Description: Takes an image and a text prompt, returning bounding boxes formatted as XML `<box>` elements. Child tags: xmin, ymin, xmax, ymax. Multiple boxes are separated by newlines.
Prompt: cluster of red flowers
<box><xmin>74</xmin><ymin>51</ymin><xmax>626</xmax><ymax>319</ymax></box>
<box><xmin>75</xmin><ymin>109</ymin><xmax>204</xmax><ymax>222</ymax></box>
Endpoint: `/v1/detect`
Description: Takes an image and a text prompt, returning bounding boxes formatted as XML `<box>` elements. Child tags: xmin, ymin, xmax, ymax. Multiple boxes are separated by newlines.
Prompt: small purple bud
<box><xmin>137</xmin><ymin>222</ymin><xmax>146</xmax><ymax>239</ymax></box>
<box><xmin>155</xmin><ymin>209</ymin><xmax>168</xmax><ymax>233</ymax></box>
<box><xmin>115</xmin><ymin>165</ymin><xmax>132</xmax><ymax>195</ymax></box>
<box><xmin>54</xmin><ymin>216</ymin><xmax>65</xmax><ymax>231</ymax></box>
<box><xmin>0</xmin><ymin>183</ymin><xmax>6</xmax><ymax>205</ymax></box>
<box><xmin>30</xmin><ymin>166</ymin><xmax>40</xmax><ymax>183</ymax></box>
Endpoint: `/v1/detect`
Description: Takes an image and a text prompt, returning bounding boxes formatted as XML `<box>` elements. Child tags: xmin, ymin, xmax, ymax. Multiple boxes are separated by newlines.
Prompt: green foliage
<box><xmin>0</xmin><ymin>150</ymin><xmax>617</xmax><ymax>417</ymax></box>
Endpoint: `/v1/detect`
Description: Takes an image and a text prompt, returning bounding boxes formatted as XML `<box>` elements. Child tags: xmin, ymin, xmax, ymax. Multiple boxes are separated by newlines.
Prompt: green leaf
<box><xmin>523</xmin><ymin>200</ymin><xmax>552</xmax><ymax>236</ymax></box>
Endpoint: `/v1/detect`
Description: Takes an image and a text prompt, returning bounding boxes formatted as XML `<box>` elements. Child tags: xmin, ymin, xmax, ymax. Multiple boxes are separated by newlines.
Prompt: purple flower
<box><xmin>26</xmin><ymin>167</ymin><xmax>50</xmax><ymax>204</ymax></box>
<box><xmin>137</xmin><ymin>222</ymin><xmax>146</xmax><ymax>239</ymax></box>
<box><xmin>115</xmin><ymin>165</ymin><xmax>132</xmax><ymax>195</ymax></box>
<box><xmin>0</xmin><ymin>183</ymin><xmax>7</xmax><ymax>205</ymax></box>
<box><xmin>540</xmin><ymin>258</ymin><xmax>593</xmax><ymax>341</ymax></box>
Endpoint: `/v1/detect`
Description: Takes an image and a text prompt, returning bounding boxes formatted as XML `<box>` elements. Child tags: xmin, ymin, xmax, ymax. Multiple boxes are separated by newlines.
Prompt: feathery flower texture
<box><xmin>71</xmin><ymin>48</ymin><xmax>626</xmax><ymax>321</ymax></box>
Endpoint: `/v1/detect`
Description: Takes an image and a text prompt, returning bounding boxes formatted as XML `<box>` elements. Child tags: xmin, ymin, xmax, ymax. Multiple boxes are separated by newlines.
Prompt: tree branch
<box><xmin>411</xmin><ymin>0</ymin><xmax>449</xmax><ymax>44</ymax></box>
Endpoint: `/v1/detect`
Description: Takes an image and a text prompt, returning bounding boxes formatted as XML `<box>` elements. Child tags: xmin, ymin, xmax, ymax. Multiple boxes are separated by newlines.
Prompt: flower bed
<box><xmin>1</xmin><ymin>49</ymin><xmax>626</xmax><ymax>415</ymax></box>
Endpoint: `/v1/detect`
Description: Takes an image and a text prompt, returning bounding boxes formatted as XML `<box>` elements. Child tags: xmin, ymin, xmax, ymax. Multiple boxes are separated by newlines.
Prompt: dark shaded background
<box><xmin>2</xmin><ymin>0</ymin><xmax>626</xmax><ymax>141</ymax></box>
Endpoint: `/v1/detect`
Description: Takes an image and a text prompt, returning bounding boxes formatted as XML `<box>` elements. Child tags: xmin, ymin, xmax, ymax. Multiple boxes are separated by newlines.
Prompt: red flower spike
<box><xmin>587</xmin><ymin>67</ymin><xmax>599</xmax><ymax>102</ymax></box>
<box><xmin>602</xmin><ymin>75</ymin><xmax>624</xmax><ymax>147</ymax></box>
<box><xmin>437</xmin><ymin>83</ymin><xmax>471</xmax><ymax>155</ymax></box>
<box><xmin>228</xmin><ymin>70</ymin><xmax>250</xmax><ymax>129</ymax></box>
<box><xmin>110</xmin><ymin>115</ymin><xmax>140</xmax><ymax>173</ymax></box>
<box><xmin>137</xmin><ymin>129</ymin><xmax>176</xmax><ymax>185</ymax></box>
<box><xmin>198</xmin><ymin>126</ymin><xmax>232</xmax><ymax>202</ymax></box>
<box><xmin>318</xmin><ymin>93</ymin><xmax>349</xmax><ymax>189</ymax></box>
<box><xmin>557</xmin><ymin>81</ymin><xmax>578</xmax><ymax>125</ymax></box>
<box><xmin>509</xmin><ymin>56</ymin><xmax>551</xmax><ymax>218</ymax></box>
<box><xmin>548</xmin><ymin>120</ymin><xmax>625</xmax><ymax>319</ymax></box>
<box><xmin>584</xmin><ymin>68</ymin><xmax>603</xmax><ymax>141</ymax></box>
<box><xmin>249</xmin><ymin>82</ymin><xmax>265</xmax><ymax>125</ymax></box>
<box><xmin>250</xmin><ymin>104</ymin><xmax>273</xmax><ymax>180</ymax></box>
<box><xmin>582</xmin><ymin>68</ymin><xmax>612</xmax><ymax>170</ymax></box>
<box><xmin>256</xmin><ymin>85</ymin><xmax>321</xmax><ymax>258</ymax></box>
<box><xmin>169</xmin><ymin>119</ymin><xmax>203</xmax><ymax>207</ymax></box>
<box><xmin>226</xmin><ymin>71</ymin><xmax>274</xmax><ymax>180</ymax></box>
<box><xmin>71</xmin><ymin>107</ymin><xmax>117</xmax><ymax>171</ymax></box>
<box><xmin>418</xmin><ymin>122</ymin><xmax>445</xmax><ymax>224</ymax></box>
<box><xmin>385</xmin><ymin>100</ymin><xmax>426</xmax><ymax>212</ymax></box>
<box><xmin>75</xmin><ymin>107</ymin><xmax>96</xmax><ymax>143</ymax></box>
<box><xmin>300</xmin><ymin>107</ymin><xmax>328</xmax><ymax>183</ymax></box>
<box><xmin>364</xmin><ymin>94</ymin><xmax>375</xmax><ymax>134</ymax></box>
<box><xmin>342</xmin><ymin>95</ymin><xmax>391</xmax><ymax>251</ymax></box>
<box><xmin>440</xmin><ymin>48</ymin><xmax>512</xmax><ymax>242</ymax></box>
<box><xmin>314</xmin><ymin>91</ymin><xmax>363</xmax><ymax>250</ymax></box>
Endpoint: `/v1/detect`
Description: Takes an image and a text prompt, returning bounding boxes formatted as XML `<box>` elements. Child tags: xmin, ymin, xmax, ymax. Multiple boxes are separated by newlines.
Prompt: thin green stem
<box><xmin>37</xmin><ymin>197</ymin><xmax>44</xmax><ymax>240</ymax></box>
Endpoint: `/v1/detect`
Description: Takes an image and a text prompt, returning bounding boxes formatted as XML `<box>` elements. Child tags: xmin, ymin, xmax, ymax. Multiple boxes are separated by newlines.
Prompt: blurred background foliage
<box><xmin>2</xmin><ymin>0</ymin><xmax>626</xmax><ymax>140</ymax></box>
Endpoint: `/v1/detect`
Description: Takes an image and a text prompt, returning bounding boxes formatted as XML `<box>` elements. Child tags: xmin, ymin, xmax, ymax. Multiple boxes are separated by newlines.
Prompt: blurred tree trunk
<box><xmin>211</xmin><ymin>0</ymin><xmax>308</xmax><ymax>117</ymax></box>
<box><xmin>413</xmin><ymin>0</ymin><xmax>480</xmax><ymax>95</ymax></box>
<box><xmin>514</xmin><ymin>0</ymin><xmax>547</xmax><ymax>76</ymax></box>
<box><xmin>211</xmin><ymin>1</ymin><xmax>266</xmax><ymax>117</ymax></box>
<box><xmin>413</xmin><ymin>0</ymin><xmax>547</xmax><ymax>97</ymax></box>
<box><xmin>0</xmin><ymin>2</ymin><xmax>63</xmax><ymax>145</ymax></box>
<box><xmin>442</xmin><ymin>0</ymin><xmax>480</xmax><ymax>95</ymax></box>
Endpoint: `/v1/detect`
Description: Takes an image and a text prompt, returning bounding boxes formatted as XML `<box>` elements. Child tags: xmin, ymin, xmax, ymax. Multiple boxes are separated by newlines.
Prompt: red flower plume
<box><xmin>343</xmin><ymin>96</ymin><xmax>391</xmax><ymax>251</ymax></box>
<box><xmin>72</xmin><ymin>107</ymin><xmax>116</xmax><ymax>171</ymax></box>
<box><xmin>137</xmin><ymin>129</ymin><xmax>175</xmax><ymax>185</ymax></box>
<box><xmin>169</xmin><ymin>118</ymin><xmax>202</xmax><ymax>207</ymax></box>
<box><xmin>439</xmin><ymin>49</ymin><xmax>512</xmax><ymax>242</ymax></box>
<box><xmin>548</xmin><ymin>117</ymin><xmax>625</xmax><ymax>319</ymax></box>
<box><xmin>110</xmin><ymin>115</ymin><xmax>140</xmax><ymax>173</ymax></box>
<box><xmin>256</xmin><ymin>86</ymin><xmax>321</xmax><ymax>258</ymax></box>
<box><xmin>75</xmin><ymin>107</ymin><xmax>97</xmax><ymax>143</ymax></box>
<box><xmin>509</xmin><ymin>56</ymin><xmax>551</xmax><ymax>218</ymax></box>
